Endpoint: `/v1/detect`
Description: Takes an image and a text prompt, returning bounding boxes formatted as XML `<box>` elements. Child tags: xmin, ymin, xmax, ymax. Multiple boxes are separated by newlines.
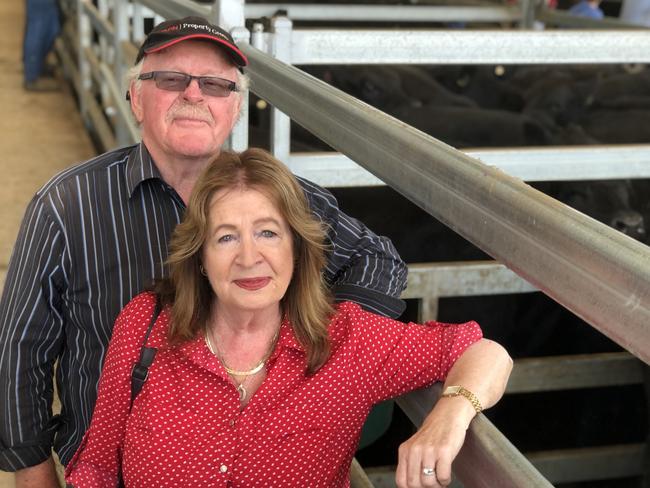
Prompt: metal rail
<box><xmin>242</xmin><ymin>44</ymin><xmax>650</xmax><ymax>365</ymax></box>
<box><xmin>287</xmin><ymin>145</ymin><xmax>650</xmax><ymax>187</ymax></box>
<box><xmin>244</xmin><ymin>4</ymin><xmax>522</xmax><ymax>23</ymax></box>
<box><xmin>281</xmin><ymin>29</ymin><xmax>650</xmax><ymax>65</ymax></box>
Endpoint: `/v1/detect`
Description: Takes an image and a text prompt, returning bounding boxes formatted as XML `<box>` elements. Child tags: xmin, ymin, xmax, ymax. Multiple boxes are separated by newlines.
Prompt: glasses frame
<box><xmin>137</xmin><ymin>71</ymin><xmax>239</xmax><ymax>98</ymax></box>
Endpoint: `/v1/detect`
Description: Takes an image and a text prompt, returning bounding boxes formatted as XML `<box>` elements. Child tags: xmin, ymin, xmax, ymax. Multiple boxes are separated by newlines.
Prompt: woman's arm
<box><xmin>395</xmin><ymin>338</ymin><xmax>513</xmax><ymax>488</ymax></box>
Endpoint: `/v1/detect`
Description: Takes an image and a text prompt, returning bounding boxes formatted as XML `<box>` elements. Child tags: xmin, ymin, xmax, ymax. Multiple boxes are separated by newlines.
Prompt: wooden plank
<box><xmin>507</xmin><ymin>352</ymin><xmax>644</xmax><ymax>394</ymax></box>
<box><xmin>528</xmin><ymin>444</ymin><xmax>645</xmax><ymax>484</ymax></box>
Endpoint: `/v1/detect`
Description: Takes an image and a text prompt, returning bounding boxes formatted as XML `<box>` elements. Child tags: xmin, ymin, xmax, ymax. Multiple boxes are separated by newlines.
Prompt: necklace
<box><xmin>204</xmin><ymin>327</ymin><xmax>279</xmax><ymax>402</ymax></box>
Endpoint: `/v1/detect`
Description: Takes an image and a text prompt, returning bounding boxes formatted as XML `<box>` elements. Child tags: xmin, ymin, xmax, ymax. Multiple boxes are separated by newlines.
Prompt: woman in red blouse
<box><xmin>65</xmin><ymin>148</ymin><xmax>512</xmax><ymax>488</ymax></box>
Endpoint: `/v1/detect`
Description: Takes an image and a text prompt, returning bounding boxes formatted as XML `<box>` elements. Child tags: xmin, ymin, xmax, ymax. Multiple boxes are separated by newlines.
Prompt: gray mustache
<box><xmin>168</xmin><ymin>103</ymin><xmax>213</xmax><ymax>123</ymax></box>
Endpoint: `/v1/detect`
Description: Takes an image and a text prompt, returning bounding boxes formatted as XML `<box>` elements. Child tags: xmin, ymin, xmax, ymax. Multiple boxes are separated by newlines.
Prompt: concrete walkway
<box><xmin>0</xmin><ymin>2</ymin><xmax>95</xmax><ymax>486</ymax></box>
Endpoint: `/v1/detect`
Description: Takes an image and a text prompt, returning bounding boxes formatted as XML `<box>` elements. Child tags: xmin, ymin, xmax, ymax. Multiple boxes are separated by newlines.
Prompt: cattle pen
<box><xmin>8</xmin><ymin>0</ymin><xmax>650</xmax><ymax>487</ymax></box>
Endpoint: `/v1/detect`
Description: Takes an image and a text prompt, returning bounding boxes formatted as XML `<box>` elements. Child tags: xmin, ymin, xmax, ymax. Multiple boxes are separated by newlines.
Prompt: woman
<box><xmin>65</xmin><ymin>148</ymin><xmax>512</xmax><ymax>488</ymax></box>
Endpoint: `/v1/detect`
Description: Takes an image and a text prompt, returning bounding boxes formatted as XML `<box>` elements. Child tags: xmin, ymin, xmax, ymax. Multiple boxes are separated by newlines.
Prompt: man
<box><xmin>23</xmin><ymin>0</ymin><xmax>60</xmax><ymax>91</ymax></box>
<box><xmin>0</xmin><ymin>16</ymin><xmax>407</xmax><ymax>487</ymax></box>
<box><xmin>620</xmin><ymin>0</ymin><xmax>650</xmax><ymax>26</ymax></box>
<box><xmin>568</xmin><ymin>0</ymin><xmax>604</xmax><ymax>19</ymax></box>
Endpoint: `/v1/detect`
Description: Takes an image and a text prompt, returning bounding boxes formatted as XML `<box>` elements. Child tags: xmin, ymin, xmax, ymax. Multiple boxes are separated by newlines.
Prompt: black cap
<box><xmin>135</xmin><ymin>16</ymin><xmax>248</xmax><ymax>67</ymax></box>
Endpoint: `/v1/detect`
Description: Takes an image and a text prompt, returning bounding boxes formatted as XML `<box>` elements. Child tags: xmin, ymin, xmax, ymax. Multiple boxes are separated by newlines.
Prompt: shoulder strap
<box><xmin>129</xmin><ymin>296</ymin><xmax>162</xmax><ymax>409</ymax></box>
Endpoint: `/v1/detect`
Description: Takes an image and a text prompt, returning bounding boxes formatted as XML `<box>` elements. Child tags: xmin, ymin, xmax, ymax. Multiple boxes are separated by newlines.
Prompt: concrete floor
<box><xmin>0</xmin><ymin>1</ymin><xmax>95</xmax><ymax>486</ymax></box>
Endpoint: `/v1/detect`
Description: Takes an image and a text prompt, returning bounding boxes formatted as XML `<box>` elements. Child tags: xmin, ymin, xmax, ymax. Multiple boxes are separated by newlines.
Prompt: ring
<box><xmin>422</xmin><ymin>467</ymin><xmax>435</xmax><ymax>476</ymax></box>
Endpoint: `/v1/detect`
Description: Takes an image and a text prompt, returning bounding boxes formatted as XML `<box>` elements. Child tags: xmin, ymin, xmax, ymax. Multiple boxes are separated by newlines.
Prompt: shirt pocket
<box><xmin>255</xmin><ymin>404</ymin><xmax>338</xmax><ymax>441</ymax></box>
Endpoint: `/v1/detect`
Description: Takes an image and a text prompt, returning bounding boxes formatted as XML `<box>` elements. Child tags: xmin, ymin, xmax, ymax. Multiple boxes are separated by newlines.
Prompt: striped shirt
<box><xmin>0</xmin><ymin>143</ymin><xmax>407</xmax><ymax>470</ymax></box>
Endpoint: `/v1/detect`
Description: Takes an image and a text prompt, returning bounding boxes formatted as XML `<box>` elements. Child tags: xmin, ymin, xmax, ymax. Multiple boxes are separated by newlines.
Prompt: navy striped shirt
<box><xmin>0</xmin><ymin>143</ymin><xmax>407</xmax><ymax>469</ymax></box>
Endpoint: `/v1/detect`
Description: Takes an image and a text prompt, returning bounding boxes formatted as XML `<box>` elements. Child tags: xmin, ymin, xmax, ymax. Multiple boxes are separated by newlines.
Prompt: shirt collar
<box><xmin>125</xmin><ymin>143</ymin><xmax>164</xmax><ymax>198</ymax></box>
<box><xmin>273</xmin><ymin>315</ymin><xmax>306</xmax><ymax>356</ymax></box>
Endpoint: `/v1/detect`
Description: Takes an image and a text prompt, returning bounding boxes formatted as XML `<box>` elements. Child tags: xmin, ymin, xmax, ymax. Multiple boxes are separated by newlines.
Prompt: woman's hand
<box><xmin>395</xmin><ymin>338</ymin><xmax>512</xmax><ymax>488</ymax></box>
<box><xmin>395</xmin><ymin>395</ymin><xmax>475</xmax><ymax>488</ymax></box>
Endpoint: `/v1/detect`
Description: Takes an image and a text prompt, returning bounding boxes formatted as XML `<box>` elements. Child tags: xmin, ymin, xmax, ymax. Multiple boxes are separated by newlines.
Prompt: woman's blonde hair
<box><xmin>157</xmin><ymin>148</ymin><xmax>333</xmax><ymax>373</ymax></box>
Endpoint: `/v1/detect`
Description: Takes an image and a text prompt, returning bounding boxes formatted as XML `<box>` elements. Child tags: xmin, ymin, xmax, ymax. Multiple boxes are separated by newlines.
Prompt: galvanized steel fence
<box><xmin>54</xmin><ymin>1</ymin><xmax>650</xmax><ymax>486</ymax></box>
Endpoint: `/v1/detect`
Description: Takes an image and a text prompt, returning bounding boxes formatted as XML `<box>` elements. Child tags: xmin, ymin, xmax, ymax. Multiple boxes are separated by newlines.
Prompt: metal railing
<box><xmin>243</xmin><ymin>43</ymin><xmax>650</xmax><ymax>363</ymax></box>
<box><xmin>54</xmin><ymin>1</ymin><xmax>650</xmax><ymax>486</ymax></box>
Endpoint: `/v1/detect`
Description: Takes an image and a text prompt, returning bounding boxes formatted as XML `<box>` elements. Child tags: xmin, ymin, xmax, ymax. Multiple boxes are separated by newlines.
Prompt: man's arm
<box><xmin>297</xmin><ymin>177</ymin><xmax>408</xmax><ymax>318</ymax></box>
<box><xmin>14</xmin><ymin>457</ymin><xmax>60</xmax><ymax>488</ymax></box>
<box><xmin>0</xmin><ymin>195</ymin><xmax>66</xmax><ymax>476</ymax></box>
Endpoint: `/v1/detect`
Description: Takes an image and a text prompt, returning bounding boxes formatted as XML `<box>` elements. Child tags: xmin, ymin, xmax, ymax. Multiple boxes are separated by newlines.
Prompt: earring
<box><xmin>200</xmin><ymin>264</ymin><xmax>207</xmax><ymax>276</ymax></box>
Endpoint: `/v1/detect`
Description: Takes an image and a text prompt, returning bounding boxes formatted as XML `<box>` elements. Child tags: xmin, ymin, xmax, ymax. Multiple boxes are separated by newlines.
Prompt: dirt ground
<box><xmin>0</xmin><ymin>1</ymin><xmax>95</xmax><ymax>486</ymax></box>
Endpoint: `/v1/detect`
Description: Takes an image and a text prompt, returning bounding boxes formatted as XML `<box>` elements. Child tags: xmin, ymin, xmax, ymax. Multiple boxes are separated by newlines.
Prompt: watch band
<box><xmin>441</xmin><ymin>385</ymin><xmax>482</xmax><ymax>414</ymax></box>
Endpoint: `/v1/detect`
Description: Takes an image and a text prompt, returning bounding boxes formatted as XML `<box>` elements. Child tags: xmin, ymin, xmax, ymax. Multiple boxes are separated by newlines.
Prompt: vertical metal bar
<box><xmin>269</xmin><ymin>16</ymin><xmax>292</xmax><ymax>163</ymax></box>
<box><xmin>97</xmin><ymin>0</ymin><xmax>110</xmax><ymax>107</ymax></box>
<box><xmin>419</xmin><ymin>297</ymin><xmax>440</xmax><ymax>322</ymax></box>
<box><xmin>211</xmin><ymin>0</ymin><xmax>245</xmax><ymax>30</ymax></box>
<box><xmin>519</xmin><ymin>0</ymin><xmax>537</xmax><ymax>29</ymax></box>
<box><xmin>209</xmin><ymin>1</ymin><xmax>249</xmax><ymax>151</ymax></box>
<box><xmin>132</xmin><ymin>3</ymin><xmax>146</xmax><ymax>43</ymax></box>
<box><xmin>77</xmin><ymin>0</ymin><xmax>92</xmax><ymax>122</ymax></box>
<box><xmin>113</xmin><ymin>0</ymin><xmax>130</xmax><ymax>146</ymax></box>
<box><xmin>229</xmin><ymin>26</ymin><xmax>250</xmax><ymax>152</ymax></box>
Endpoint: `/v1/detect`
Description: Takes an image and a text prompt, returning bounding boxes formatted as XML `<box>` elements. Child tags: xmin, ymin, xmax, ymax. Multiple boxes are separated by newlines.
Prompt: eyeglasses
<box><xmin>137</xmin><ymin>71</ymin><xmax>238</xmax><ymax>97</ymax></box>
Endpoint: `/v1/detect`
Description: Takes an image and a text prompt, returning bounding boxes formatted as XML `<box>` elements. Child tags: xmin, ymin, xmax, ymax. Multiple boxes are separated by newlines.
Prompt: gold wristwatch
<box><xmin>441</xmin><ymin>385</ymin><xmax>482</xmax><ymax>414</ymax></box>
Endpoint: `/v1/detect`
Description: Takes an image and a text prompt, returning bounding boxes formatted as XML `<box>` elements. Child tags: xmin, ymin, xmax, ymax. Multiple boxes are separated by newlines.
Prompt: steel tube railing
<box><xmin>286</xmin><ymin>145</ymin><xmax>650</xmax><ymax>186</ymax></box>
<box><xmin>244</xmin><ymin>4</ymin><xmax>521</xmax><ymax>23</ymax></box>
<box><xmin>285</xmin><ymin>29</ymin><xmax>650</xmax><ymax>64</ymax></box>
<box><xmin>241</xmin><ymin>44</ymin><xmax>650</xmax><ymax>365</ymax></box>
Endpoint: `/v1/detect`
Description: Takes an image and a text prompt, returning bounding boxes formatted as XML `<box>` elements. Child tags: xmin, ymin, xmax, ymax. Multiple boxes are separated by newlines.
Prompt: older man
<box><xmin>0</xmin><ymin>17</ymin><xmax>407</xmax><ymax>487</ymax></box>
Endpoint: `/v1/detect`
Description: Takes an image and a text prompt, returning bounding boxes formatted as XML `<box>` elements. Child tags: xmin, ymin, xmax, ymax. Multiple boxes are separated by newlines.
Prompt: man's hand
<box><xmin>15</xmin><ymin>456</ymin><xmax>61</xmax><ymax>488</ymax></box>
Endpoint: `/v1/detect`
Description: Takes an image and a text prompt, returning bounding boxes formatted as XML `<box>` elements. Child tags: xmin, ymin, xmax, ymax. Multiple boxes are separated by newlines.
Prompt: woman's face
<box><xmin>202</xmin><ymin>187</ymin><xmax>294</xmax><ymax>316</ymax></box>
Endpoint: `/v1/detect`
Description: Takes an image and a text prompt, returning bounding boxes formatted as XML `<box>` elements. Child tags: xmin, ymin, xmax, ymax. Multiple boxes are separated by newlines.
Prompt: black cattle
<box><xmin>391</xmin><ymin>104</ymin><xmax>553</xmax><ymax>147</ymax></box>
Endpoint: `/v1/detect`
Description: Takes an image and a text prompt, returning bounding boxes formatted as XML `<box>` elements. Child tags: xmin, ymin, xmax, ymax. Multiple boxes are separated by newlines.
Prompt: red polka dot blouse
<box><xmin>65</xmin><ymin>292</ymin><xmax>482</xmax><ymax>487</ymax></box>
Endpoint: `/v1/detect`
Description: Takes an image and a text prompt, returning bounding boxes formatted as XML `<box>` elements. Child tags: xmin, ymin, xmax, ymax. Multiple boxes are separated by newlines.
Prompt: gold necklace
<box><xmin>204</xmin><ymin>328</ymin><xmax>279</xmax><ymax>401</ymax></box>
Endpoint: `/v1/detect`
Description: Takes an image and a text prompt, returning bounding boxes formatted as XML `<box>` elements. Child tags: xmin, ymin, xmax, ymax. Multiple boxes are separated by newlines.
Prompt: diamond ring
<box><xmin>422</xmin><ymin>467</ymin><xmax>435</xmax><ymax>476</ymax></box>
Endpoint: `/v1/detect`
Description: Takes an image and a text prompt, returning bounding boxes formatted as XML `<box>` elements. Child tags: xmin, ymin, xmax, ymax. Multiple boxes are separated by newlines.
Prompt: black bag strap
<box><xmin>129</xmin><ymin>296</ymin><xmax>162</xmax><ymax>409</ymax></box>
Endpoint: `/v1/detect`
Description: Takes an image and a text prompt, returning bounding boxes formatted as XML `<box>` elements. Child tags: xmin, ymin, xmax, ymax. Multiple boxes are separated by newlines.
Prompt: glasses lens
<box><xmin>200</xmin><ymin>77</ymin><xmax>235</xmax><ymax>97</ymax></box>
<box><xmin>154</xmin><ymin>72</ymin><xmax>190</xmax><ymax>91</ymax></box>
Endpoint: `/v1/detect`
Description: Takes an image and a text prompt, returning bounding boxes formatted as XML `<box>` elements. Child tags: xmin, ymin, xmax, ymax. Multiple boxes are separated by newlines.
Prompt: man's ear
<box><xmin>129</xmin><ymin>82</ymin><xmax>144</xmax><ymax>124</ymax></box>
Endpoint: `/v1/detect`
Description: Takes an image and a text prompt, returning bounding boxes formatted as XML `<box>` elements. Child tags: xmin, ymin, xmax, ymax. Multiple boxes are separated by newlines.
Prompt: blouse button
<box><xmin>220</xmin><ymin>464</ymin><xmax>228</xmax><ymax>473</ymax></box>
<box><xmin>229</xmin><ymin>419</ymin><xmax>235</xmax><ymax>427</ymax></box>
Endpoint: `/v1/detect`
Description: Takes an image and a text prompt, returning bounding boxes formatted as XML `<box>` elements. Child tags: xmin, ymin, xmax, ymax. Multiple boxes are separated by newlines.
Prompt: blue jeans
<box><xmin>23</xmin><ymin>0</ymin><xmax>61</xmax><ymax>83</ymax></box>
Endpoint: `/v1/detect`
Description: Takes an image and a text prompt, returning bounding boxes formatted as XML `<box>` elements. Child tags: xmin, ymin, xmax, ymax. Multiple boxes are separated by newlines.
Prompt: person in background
<box><xmin>620</xmin><ymin>0</ymin><xmax>650</xmax><ymax>26</ymax></box>
<box><xmin>65</xmin><ymin>148</ymin><xmax>513</xmax><ymax>488</ymax></box>
<box><xmin>23</xmin><ymin>0</ymin><xmax>61</xmax><ymax>91</ymax></box>
<box><xmin>568</xmin><ymin>0</ymin><xmax>605</xmax><ymax>19</ymax></box>
<box><xmin>0</xmin><ymin>16</ymin><xmax>407</xmax><ymax>488</ymax></box>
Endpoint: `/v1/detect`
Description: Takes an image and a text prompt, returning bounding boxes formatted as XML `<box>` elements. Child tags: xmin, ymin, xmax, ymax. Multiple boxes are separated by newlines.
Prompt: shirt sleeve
<box><xmin>337</xmin><ymin>302</ymin><xmax>483</xmax><ymax>403</ymax></box>
<box><xmin>297</xmin><ymin>177</ymin><xmax>408</xmax><ymax>318</ymax></box>
<box><xmin>64</xmin><ymin>293</ymin><xmax>157</xmax><ymax>488</ymax></box>
<box><xmin>0</xmin><ymin>195</ymin><xmax>66</xmax><ymax>470</ymax></box>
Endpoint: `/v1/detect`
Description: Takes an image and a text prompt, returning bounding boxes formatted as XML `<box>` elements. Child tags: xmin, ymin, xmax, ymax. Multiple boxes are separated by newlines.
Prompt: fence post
<box><xmin>269</xmin><ymin>15</ymin><xmax>292</xmax><ymax>163</ymax></box>
<box><xmin>519</xmin><ymin>0</ymin><xmax>538</xmax><ymax>28</ymax></box>
<box><xmin>210</xmin><ymin>0</ymin><xmax>248</xmax><ymax>151</ymax></box>
<box><xmin>113</xmin><ymin>0</ymin><xmax>131</xmax><ymax>146</ymax></box>
<box><xmin>77</xmin><ymin>0</ymin><xmax>92</xmax><ymax>124</ymax></box>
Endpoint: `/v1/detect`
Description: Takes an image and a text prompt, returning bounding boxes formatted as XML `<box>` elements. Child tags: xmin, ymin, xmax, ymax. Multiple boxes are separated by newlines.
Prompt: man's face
<box><xmin>130</xmin><ymin>40</ymin><xmax>241</xmax><ymax>162</ymax></box>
